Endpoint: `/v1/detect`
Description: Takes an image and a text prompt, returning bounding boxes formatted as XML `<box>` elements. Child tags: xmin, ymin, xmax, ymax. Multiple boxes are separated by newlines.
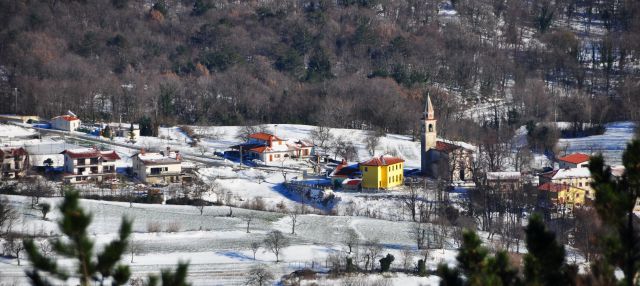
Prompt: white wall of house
<box><xmin>132</xmin><ymin>155</ymin><xmax>181</xmax><ymax>183</ymax></box>
<box><xmin>559</xmin><ymin>161</ymin><xmax>589</xmax><ymax>169</ymax></box>
<box><xmin>62</xmin><ymin>155</ymin><xmax>117</xmax><ymax>183</ymax></box>
<box><xmin>254</xmin><ymin>151</ymin><xmax>289</xmax><ymax>165</ymax></box>
<box><xmin>52</xmin><ymin>118</ymin><xmax>80</xmax><ymax>131</ymax></box>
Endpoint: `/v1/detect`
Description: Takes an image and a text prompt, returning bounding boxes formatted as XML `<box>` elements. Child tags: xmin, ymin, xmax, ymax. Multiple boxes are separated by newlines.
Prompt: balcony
<box><xmin>147</xmin><ymin>171</ymin><xmax>182</xmax><ymax>177</ymax></box>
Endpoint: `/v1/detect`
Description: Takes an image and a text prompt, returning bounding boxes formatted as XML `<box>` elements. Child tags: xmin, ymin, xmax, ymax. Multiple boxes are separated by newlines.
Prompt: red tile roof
<box><xmin>538</xmin><ymin>182</ymin><xmax>570</xmax><ymax>193</ymax></box>
<box><xmin>360</xmin><ymin>156</ymin><xmax>404</xmax><ymax>166</ymax></box>
<box><xmin>249</xmin><ymin>132</ymin><xmax>283</xmax><ymax>142</ymax></box>
<box><xmin>61</xmin><ymin>149</ymin><xmax>120</xmax><ymax>160</ymax></box>
<box><xmin>435</xmin><ymin>141</ymin><xmax>460</xmax><ymax>152</ymax></box>
<box><xmin>100</xmin><ymin>151</ymin><xmax>121</xmax><ymax>161</ymax></box>
<box><xmin>558</xmin><ymin>153</ymin><xmax>590</xmax><ymax>164</ymax></box>
<box><xmin>53</xmin><ymin>115</ymin><xmax>80</xmax><ymax>121</ymax></box>
<box><xmin>249</xmin><ymin>146</ymin><xmax>269</xmax><ymax>153</ymax></box>
<box><xmin>343</xmin><ymin>179</ymin><xmax>362</xmax><ymax>186</ymax></box>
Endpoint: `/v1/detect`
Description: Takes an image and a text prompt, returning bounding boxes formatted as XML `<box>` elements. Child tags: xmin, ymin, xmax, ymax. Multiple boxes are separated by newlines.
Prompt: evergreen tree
<box><xmin>23</xmin><ymin>191</ymin><xmax>190</xmax><ymax>286</ymax></box>
<box><xmin>437</xmin><ymin>263</ymin><xmax>463</xmax><ymax>286</ymax></box>
<box><xmin>103</xmin><ymin>125</ymin><xmax>112</xmax><ymax>138</ymax></box>
<box><xmin>305</xmin><ymin>47</ymin><xmax>332</xmax><ymax>82</ymax></box>
<box><xmin>24</xmin><ymin>191</ymin><xmax>131</xmax><ymax>285</ymax></box>
<box><xmin>437</xmin><ymin>230</ymin><xmax>519</xmax><ymax>286</ymax></box>
<box><xmin>152</xmin><ymin>0</ymin><xmax>168</xmax><ymax>15</ymax></box>
<box><xmin>148</xmin><ymin>262</ymin><xmax>190</xmax><ymax>286</ymax></box>
<box><xmin>191</xmin><ymin>0</ymin><xmax>211</xmax><ymax>16</ymax></box>
<box><xmin>417</xmin><ymin>259</ymin><xmax>427</xmax><ymax>277</ymax></box>
<box><xmin>111</xmin><ymin>0</ymin><xmax>127</xmax><ymax>9</ymax></box>
<box><xmin>456</xmin><ymin>230</ymin><xmax>487</xmax><ymax>280</ymax></box>
<box><xmin>379</xmin><ymin>253</ymin><xmax>394</xmax><ymax>272</ymax></box>
<box><xmin>139</xmin><ymin>116</ymin><xmax>154</xmax><ymax>137</ymax></box>
<box><xmin>589</xmin><ymin>139</ymin><xmax>640</xmax><ymax>286</ymax></box>
<box><xmin>524</xmin><ymin>214</ymin><xmax>569</xmax><ymax>286</ymax></box>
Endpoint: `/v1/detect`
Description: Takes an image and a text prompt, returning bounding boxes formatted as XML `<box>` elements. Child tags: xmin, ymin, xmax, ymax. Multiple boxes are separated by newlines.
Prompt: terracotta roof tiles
<box><xmin>360</xmin><ymin>156</ymin><xmax>404</xmax><ymax>166</ymax></box>
<box><xmin>558</xmin><ymin>153</ymin><xmax>590</xmax><ymax>164</ymax></box>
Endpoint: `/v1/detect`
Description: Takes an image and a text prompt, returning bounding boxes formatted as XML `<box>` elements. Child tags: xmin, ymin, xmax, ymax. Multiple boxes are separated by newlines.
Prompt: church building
<box><xmin>421</xmin><ymin>95</ymin><xmax>475</xmax><ymax>183</ymax></box>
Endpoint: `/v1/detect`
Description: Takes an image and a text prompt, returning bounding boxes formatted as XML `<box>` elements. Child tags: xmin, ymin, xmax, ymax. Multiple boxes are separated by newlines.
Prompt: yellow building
<box><xmin>539</xmin><ymin>182</ymin><xmax>588</xmax><ymax>209</ymax></box>
<box><xmin>359</xmin><ymin>156</ymin><xmax>405</xmax><ymax>189</ymax></box>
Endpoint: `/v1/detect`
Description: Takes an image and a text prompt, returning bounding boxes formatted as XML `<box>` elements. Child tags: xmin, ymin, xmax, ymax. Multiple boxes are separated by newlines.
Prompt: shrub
<box><xmin>379</xmin><ymin>253</ymin><xmax>395</xmax><ymax>272</ymax></box>
<box><xmin>165</xmin><ymin>221</ymin><xmax>181</xmax><ymax>233</ymax></box>
<box><xmin>417</xmin><ymin>259</ymin><xmax>427</xmax><ymax>276</ymax></box>
<box><xmin>147</xmin><ymin>221</ymin><xmax>162</xmax><ymax>233</ymax></box>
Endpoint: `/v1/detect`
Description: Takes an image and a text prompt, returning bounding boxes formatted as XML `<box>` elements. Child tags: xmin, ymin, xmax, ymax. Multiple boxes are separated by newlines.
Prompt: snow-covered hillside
<box><xmin>0</xmin><ymin>195</ymin><xmax>453</xmax><ymax>285</ymax></box>
<box><xmin>557</xmin><ymin>122</ymin><xmax>637</xmax><ymax>165</ymax></box>
<box><xmin>191</xmin><ymin>124</ymin><xmax>424</xmax><ymax>168</ymax></box>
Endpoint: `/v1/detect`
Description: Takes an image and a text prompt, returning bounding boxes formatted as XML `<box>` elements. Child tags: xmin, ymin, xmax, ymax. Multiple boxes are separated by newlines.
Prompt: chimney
<box><xmin>140</xmin><ymin>148</ymin><xmax>145</xmax><ymax>155</ymax></box>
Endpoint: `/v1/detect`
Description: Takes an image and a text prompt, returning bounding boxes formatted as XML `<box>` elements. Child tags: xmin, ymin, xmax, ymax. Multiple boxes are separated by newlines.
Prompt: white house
<box><xmin>51</xmin><ymin>115</ymin><xmax>81</xmax><ymax>131</ymax></box>
<box><xmin>243</xmin><ymin>133</ymin><xmax>292</xmax><ymax>165</ymax></box>
<box><xmin>61</xmin><ymin>148</ymin><xmax>120</xmax><ymax>183</ymax></box>
<box><xmin>234</xmin><ymin>132</ymin><xmax>315</xmax><ymax>166</ymax></box>
<box><xmin>131</xmin><ymin>148</ymin><xmax>182</xmax><ymax>184</ymax></box>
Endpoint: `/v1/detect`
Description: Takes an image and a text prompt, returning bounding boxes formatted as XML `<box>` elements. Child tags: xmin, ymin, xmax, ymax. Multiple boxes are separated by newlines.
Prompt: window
<box><xmin>428</xmin><ymin>124</ymin><xmax>433</xmax><ymax>132</ymax></box>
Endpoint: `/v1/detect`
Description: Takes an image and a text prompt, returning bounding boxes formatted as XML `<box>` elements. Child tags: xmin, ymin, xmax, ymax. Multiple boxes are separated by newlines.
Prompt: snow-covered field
<box><xmin>0</xmin><ymin>196</ymin><xmax>452</xmax><ymax>285</ymax></box>
<box><xmin>0</xmin><ymin>123</ymin><xmax>36</xmax><ymax>139</ymax></box>
<box><xmin>557</xmin><ymin>122</ymin><xmax>636</xmax><ymax>165</ymax></box>
<box><xmin>189</xmin><ymin>124</ymin><xmax>424</xmax><ymax>169</ymax></box>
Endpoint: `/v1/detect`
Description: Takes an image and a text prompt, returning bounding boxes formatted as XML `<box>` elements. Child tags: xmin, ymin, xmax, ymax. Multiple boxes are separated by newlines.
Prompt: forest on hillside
<box><xmin>0</xmin><ymin>0</ymin><xmax>639</xmax><ymax>141</ymax></box>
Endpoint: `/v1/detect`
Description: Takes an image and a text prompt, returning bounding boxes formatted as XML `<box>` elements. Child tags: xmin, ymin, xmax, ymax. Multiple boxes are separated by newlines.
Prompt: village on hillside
<box><xmin>0</xmin><ymin>99</ymin><xmax>637</xmax><ymax>284</ymax></box>
<box><xmin>0</xmin><ymin>96</ymin><xmax>632</xmax><ymax>213</ymax></box>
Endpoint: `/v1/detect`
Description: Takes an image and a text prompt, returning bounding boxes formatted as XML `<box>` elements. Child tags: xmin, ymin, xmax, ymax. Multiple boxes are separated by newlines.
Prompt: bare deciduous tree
<box><xmin>251</xmin><ymin>242</ymin><xmax>260</xmax><ymax>260</ymax></box>
<box><xmin>4</xmin><ymin>233</ymin><xmax>24</xmax><ymax>265</ymax></box>
<box><xmin>24</xmin><ymin>178</ymin><xmax>54</xmax><ymax>209</ymax></box>
<box><xmin>286</xmin><ymin>205</ymin><xmax>305</xmax><ymax>235</ymax></box>
<box><xmin>363</xmin><ymin>239</ymin><xmax>383</xmax><ymax>272</ymax></box>
<box><xmin>244</xmin><ymin>215</ymin><xmax>254</xmax><ymax>233</ymax></box>
<box><xmin>343</xmin><ymin>228</ymin><xmax>360</xmax><ymax>254</ymax></box>
<box><xmin>403</xmin><ymin>183</ymin><xmax>420</xmax><ymax>222</ymax></box>
<box><xmin>0</xmin><ymin>197</ymin><xmax>18</xmax><ymax>239</ymax></box>
<box><xmin>365</xmin><ymin>132</ymin><xmax>381</xmax><ymax>156</ymax></box>
<box><xmin>309</xmin><ymin>126</ymin><xmax>334</xmax><ymax>150</ymax></box>
<box><xmin>192</xmin><ymin>180</ymin><xmax>209</xmax><ymax>215</ymax></box>
<box><xmin>400</xmin><ymin>247</ymin><xmax>413</xmax><ymax>272</ymax></box>
<box><xmin>236</xmin><ymin>125</ymin><xmax>268</xmax><ymax>141</ymax></box>
<box><xmin>411</xmin><ymin>222</ymin><xmax>428</xmax><ymax>250</ymax></box>
<box><xmin>245</xmin><ymin>264</ymin><xmax>274</xmax><ymax>286</ymax></box>
<box><xmin>264</xmin><ymin>230</ymin><xmax>289</xmax><ymax>263</ymax></box>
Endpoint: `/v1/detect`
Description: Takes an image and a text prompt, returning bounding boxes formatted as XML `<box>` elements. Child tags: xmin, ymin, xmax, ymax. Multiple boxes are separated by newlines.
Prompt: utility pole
<box><xmin>14</xmin><ymin>88</ymin><xmax>18</xmax><ymax>115</ymax></box>
<box><xmin>239</xmin><ymin>145</ymin><xmax>243</xmax><ymax>169</ymax></box>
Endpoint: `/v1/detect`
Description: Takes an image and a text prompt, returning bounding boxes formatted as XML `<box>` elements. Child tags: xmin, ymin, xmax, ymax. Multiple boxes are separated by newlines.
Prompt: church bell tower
<box><xmin>421</xmin><ymin>95</ymin><xmax>437</xmax><ymax>175</ymax></box>
<box><xmin>423</xmin><ymin>95</ymin><xmax>437</xmax><ymax>151</ymax></box>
